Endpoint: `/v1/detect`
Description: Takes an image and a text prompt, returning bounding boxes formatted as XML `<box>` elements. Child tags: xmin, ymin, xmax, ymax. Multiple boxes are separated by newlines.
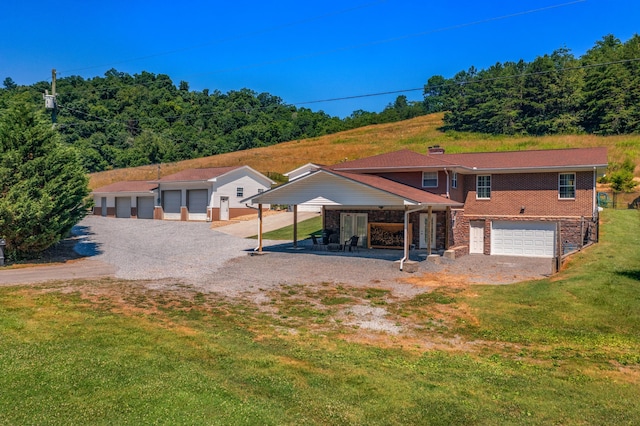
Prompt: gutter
<box><xmin>444</xmin><ymin>168</ymin><xmax>450</xmax><ymax>199</ymax></box>
<box><xmin>399</xmin><ymin>205</ymin><xmax>426</xmax><ymax>271</ymax></box>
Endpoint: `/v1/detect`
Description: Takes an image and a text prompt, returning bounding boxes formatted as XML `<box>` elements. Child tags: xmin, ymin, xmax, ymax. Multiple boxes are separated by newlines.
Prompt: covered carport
<box><xmin>243</xmin><ymin>169</ymin><xmax>462</xmax><ymax>270</ymax></box>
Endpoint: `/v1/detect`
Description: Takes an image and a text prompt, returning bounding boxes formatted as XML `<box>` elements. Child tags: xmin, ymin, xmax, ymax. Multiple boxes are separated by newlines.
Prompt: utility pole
<box><xmin>43</xmin><ymin>68</ymin><xmax>57</xmax><ymax>125</ymax></box>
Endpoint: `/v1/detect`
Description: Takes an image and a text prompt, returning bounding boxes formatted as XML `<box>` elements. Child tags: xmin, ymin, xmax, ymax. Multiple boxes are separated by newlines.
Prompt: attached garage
<box><xmin>137</xmin><ymin>196</ymin><xmax>155</xmax><ymax>219</ymax></box>
<box><xmin>115</xmin><ymin>197</ymin><xmax>131</xmax><ymax>218</ymax></box>
<box><xmin>491</xmin><ymin>221</ymin><xmax>556</xmax><ymax>258</ymax></box>
<box><xmin>162</xmin><ymin>190</ymin><xmax>182</xmax><ymax>220</ymax></box>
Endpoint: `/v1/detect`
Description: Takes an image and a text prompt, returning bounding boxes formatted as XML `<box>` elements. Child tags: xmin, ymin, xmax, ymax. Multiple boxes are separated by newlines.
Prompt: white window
<box><xmin>476</xmin><ymin>175</ymin><xmax>491</xmax><ymax>199</ymax></box>
<box><xmin>236</xmin><ymin>187</ymin><xmax>244</xmax><ymax>197</ymax></box>
<box><xmin>451</xmin><ymin>172</ymin><xmax>458</xmax><ymax>189</ymax></box>
<box><xmin>422</xmin><ymin>171</ymin><xmax>438</xmax><ymax>188</ymax></box>
<box><xmin>559</xmin><ymin>173</ymin><xmax>575</xmax><ymax>199</ymax></box>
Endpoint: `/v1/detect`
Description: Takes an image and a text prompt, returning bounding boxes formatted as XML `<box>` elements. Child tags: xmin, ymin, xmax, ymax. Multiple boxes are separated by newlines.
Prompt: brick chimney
<box><xmin>427</xmin><ymin>145</ymin><xmax>445</xmax><ymax>155</ymax></box>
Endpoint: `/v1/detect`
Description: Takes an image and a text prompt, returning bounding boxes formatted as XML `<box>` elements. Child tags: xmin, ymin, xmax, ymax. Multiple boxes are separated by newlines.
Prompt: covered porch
<box><xmin>243</xmin><ymin>169</ymin><xmax>462</xmax><ymax>271</ymax></box>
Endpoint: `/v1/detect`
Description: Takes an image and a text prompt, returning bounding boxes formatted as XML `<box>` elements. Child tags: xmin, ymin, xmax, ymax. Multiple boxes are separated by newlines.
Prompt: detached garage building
<box><xmin>91</xmin><ymin>181</ymin><xmax>158</xmax><ymax>219</ymax></box>
<box><xmin>154</xmin><ymin>166</ymin><xmax>274</xmax><ymax>221</ymax></box>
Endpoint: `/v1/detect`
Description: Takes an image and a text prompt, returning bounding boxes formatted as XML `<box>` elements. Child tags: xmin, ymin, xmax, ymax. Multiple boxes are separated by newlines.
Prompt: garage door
<box><xmin>115</xmin><ymin>197</ymin><xmax>131</xmax><ymax>218</ymax></box>
<box><xmin>187</xmin><ymin>189</ymin><xmax>208</xmax><ymax>213</ymax></box>
<box><xmin>491</xmin><ymin>221</ymin><xmax>556</xmax><ymax>257</ymax></box>
<box><xmin>137</xmin><ymin>197</ymin><xmax>154</xmax><ymax>219</ymax></box>
<box><xmin>162</xmin><ymin>190</ymin><xmax>181</xmax><ymax>213</ymax></box>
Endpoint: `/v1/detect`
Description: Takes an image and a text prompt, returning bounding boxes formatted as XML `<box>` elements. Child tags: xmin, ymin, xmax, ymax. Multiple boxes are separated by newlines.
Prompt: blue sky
<box><xmin>1</xmin><ymin>0</ymin><xmax>638</xmax><ymax>117</ymax></box>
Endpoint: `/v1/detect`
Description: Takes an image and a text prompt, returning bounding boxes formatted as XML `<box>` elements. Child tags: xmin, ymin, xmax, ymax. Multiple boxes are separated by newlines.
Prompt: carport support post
<box><xmin>427</xmin><ymin>206</ymin><xmax>433</xmax><ymax>255</ymax></box>
<box><xmin>258</xmin><ymin>204</ymin><xmax>263</xmax><ymax>252</ymax></box>
<box><xmin>293</xmin><ymin>204</ymin><xmax>298</xmax><ymax>249</ymax></box>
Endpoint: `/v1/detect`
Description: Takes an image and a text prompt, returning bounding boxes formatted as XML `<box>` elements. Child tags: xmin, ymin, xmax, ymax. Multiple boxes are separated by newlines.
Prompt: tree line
<box><xmin>0</xmin><ymin>72</ymin><xmax>425</xmax><ymax>173</ymax></box>
<box><xmin>424</xmin><ymin>34</ymin><xmax>640</xmax><ymax>136</ymax></box>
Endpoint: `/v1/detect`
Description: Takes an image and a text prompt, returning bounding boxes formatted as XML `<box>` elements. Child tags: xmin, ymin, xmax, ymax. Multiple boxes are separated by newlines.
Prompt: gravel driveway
<box><xmin>68</xmin><ymin>216</ymin><xmax>552</xmax><ymax>298</ymax></box>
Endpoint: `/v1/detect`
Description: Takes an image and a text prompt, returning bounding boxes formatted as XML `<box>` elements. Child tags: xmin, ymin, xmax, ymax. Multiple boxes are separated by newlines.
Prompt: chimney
<box><xmin>428</xmin><ymin>145</ymin><xmax>445</xmax><ymax>155</ymax></box>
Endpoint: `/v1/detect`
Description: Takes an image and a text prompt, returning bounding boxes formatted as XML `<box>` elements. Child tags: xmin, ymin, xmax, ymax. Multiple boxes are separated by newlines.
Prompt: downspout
<box><xmin>399</xmin><ymin>205</ymin><xmax>426</xmax><ymax>271</ymax></box>
<box><xmin>593</xmin><ymin>167</ymin><xmax>597</xmax><ymax>215</ymax></box>
<box><xmin>444</xmin><ymin>168</ymin><xmax>450</xmax><ymax>199</ymax></box>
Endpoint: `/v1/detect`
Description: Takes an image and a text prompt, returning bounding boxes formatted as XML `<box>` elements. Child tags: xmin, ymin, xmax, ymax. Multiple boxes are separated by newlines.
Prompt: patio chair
<box><xmin>344</xmin><ymin>235</ymin><xmax>359</xmax><ymax>252</ymax></box>
<box><xmin>311</xmin><ymin>234</ymin><xmax>325</xmax><ymax>251</ymax></box>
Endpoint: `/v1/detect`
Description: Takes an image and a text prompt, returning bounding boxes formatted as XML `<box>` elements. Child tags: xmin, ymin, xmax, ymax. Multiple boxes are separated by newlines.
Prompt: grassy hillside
<box><xmin>89</xmin><ymin>113</ymin><xmax>640</xmax><ymax>189</ymax></box>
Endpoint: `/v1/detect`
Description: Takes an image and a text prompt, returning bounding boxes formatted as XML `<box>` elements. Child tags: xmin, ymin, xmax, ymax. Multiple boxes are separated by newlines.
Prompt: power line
<box><xmin>57</xmin><ymin>0</ymin><xmax>586</xmax><ymax>98</ymax></box>
<box><xmin>60</xmin><ymin>0</ymin><xmax>388</xmax><ymax>75</ymax></box>
<box><xmin>58</xmin><ymin>55</ymin><xmax>640</xmax><ymax>128</ymax></box>
<box><xmin>180</xmin><ymin>0</ymin><xmax>587</xmax><ymax>78</ymax></box>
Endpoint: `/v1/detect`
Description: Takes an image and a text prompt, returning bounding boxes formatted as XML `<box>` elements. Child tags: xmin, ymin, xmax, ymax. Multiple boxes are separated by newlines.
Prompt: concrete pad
<box><xmin>214</xmin><ymin>211</ymin><xmax>320</xmax><ymax>238</ymax></box>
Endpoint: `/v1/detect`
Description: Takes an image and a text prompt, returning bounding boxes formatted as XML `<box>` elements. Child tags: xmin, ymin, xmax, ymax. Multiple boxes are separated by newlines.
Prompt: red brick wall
<box><xmin>462</xmin><ymin>171</ymin><xmax>595</xmax><ymax>218</ymax></box>
<box><xmin>324</xmin><ymin>209</ymin><xmax>446</xmax><ymax>249</ymax></box>
<box><xmin>376</xmin><ymin>171</ymin><xmax>449</xmax><ymax>197</ymax></box>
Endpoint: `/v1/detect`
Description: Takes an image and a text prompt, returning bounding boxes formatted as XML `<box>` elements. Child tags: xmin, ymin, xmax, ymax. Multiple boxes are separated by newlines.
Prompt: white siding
<box><xmin>249</xmin><ymin>172</ymin><xmax>406</xmax><ymax>206</ymax></box>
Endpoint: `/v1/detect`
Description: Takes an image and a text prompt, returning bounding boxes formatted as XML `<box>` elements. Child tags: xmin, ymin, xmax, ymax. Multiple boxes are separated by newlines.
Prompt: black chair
<box><xmin>311</xmin><ymin>234</ymin><xmax>323</xmax><ymax>250</ymax></box>
<box><xmin>344</xmin><ymin>235</ymin><xmax>359</xmax><ymax>252</ymax></box>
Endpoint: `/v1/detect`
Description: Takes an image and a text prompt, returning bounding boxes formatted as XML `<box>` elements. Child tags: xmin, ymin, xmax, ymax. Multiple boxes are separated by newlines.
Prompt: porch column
<box><xmin>293</xmin><ymin>204</ymin><xmax>298</xmax><ymax>248</ymax></box>
<box><xmin>445</xmin><ymin>206</ymin><xmax>451</xmax><ymax>249</ymax></box>
<box><xmin>427</xmin><ymin>206</ymin><xmax>433</xmax><ymax>254</ymax></box>
<box><xmin>258</xmin><ymin>203</ymin><xmax>263</xmax><ymax>252</ymax></box>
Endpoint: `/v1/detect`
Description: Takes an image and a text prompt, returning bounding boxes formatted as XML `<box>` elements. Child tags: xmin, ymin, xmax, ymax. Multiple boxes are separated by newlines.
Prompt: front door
<box><xmin>220</xmin><ymin>197</ymin><xmax>230</xmax><ymax>221</ymax></box>
<box><xmin>340</xmin><ymin>213</ymin><xmax>367</xmax><ymax>247</ymax></box>
<box><xmin>470</xmin><ymin>221</ymin><xmax>485</xmax><ymax>254</ymax></box>
<box><xmin>419</xmin><ymin>213</ymin><xmax>437</xmax><ymax>250</ymax></box>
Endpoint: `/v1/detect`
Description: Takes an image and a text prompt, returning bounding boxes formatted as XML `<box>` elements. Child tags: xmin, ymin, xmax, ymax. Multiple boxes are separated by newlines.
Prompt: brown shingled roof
<box><xmin>329</xmin><ymin>169</ymin><xmax>462</xmax><ymax>206</ymax></box>
<box><xmin>331</xmin><ymin>149</ymin><xmax>456</xmax><ymax>171</ymax></box>
<box><xmin>441</xmin><ymin>147</ymin><xmax>608</xmax><ymax>170</ymax></box>
<box><xmin>157</xmin><ymin>166</ymin><xmax>241</xmax><ymax>182</ymax></box>
<box><xmin>92</xmin><ymin>181</ymin><xmax>157</xmax><ymax>193</ymax></box>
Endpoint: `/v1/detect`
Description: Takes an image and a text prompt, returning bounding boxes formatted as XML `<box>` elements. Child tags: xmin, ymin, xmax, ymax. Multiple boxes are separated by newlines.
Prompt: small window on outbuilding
<box><xmin>236</xmin><ymin>187</ymin><xmax>244</xmax><ymax>197</ymax></box>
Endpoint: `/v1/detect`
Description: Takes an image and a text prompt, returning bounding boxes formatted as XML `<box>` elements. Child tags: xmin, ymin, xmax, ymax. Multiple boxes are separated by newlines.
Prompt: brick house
<box><xmin>245</xmin><ymin>147</ymin><xmax>607</xmax><ymax>259</ymax></box>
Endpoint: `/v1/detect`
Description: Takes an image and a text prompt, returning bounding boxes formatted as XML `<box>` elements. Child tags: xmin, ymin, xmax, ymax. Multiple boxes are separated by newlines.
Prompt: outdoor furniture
<box><xmin>327</xmin><ymin>233</ymin><xmax>342</xmax><ymax>251</ymax></box>
<box><xmin>344</xmin><ymin>235</ymin><xmax>359</xmax><ymax>252</ymax></box>
<box><xmin>310</xmin><ymin>234</ymin><xmax>327</xmax><ymax>251</ymax></box>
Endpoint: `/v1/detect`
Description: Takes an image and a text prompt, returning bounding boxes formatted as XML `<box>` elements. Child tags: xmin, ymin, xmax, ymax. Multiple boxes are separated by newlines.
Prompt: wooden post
<box><xmin>293</xmin><ymin>204</ymin><xmax>298</xmax><ymax>248</ymax></box>
<box><xmin>445</xmin><ymin>206</ymin><xmax>451</xmax><ymax>249</ymax></box>
<box><xmin>258</xmin><ymin>203</ymin><xmax>263</xmax><ymax>252</ymax></box>
<box><xmin>427</xmin><ymin>206</ymin><xmax>433</xmax><ymax>255</ymax></box>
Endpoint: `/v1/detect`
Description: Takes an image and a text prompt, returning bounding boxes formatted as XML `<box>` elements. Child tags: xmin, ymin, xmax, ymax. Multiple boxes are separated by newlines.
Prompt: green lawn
<box><xmin>252</xmin><ymin>215</ymin><xmax>322</xmax><ymax>240</ymax></box>
<box><xmin>0</xmin><ymin>209</ymin><xmax>639</xmax><ymax>425</ymax></box>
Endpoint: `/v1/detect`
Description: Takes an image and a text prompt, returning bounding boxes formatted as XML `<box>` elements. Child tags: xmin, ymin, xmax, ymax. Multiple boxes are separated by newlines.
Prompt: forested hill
<box><xmin>1</xmin><ymin>34</ymin><xmax>638</xmax><ymax>174</ymax></box>
<box><xmin>0</xmin><ymin>72</ymin><xmax>426</xmax><ymax>173</ymax></box>
<box><xmin>424</xmin><ymin>34</ymin><xmax>640</xmax><ymax>136</ymax></box>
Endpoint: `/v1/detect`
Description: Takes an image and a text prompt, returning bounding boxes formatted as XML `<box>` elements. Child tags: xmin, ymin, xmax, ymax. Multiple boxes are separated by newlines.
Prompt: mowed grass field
<box><xmin>89</xmin><ymin>113</ymin><xmax>640</xmax><ymax>189</ymax></box>
<box><xmin>1</xmin><ymin>209</ymin><xmax>639</xmax><ymax>425</ymax></box>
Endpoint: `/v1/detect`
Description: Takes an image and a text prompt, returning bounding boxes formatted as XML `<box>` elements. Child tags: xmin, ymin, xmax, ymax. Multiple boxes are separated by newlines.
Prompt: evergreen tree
<box><xmin>0</xmin><ymin>97</ymin><xmax>90</xmax><ymax>258</ymax></box>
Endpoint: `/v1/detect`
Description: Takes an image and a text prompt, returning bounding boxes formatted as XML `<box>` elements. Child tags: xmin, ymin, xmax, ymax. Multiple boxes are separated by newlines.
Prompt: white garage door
<box><xmin>491</xmin><ymin>221</ymin><xmax>556</xmax><ymax>257</ymax></box>
<box><xmin>137</xmin><ymin>197</ymin><xmax>154</xmax><ymax>219</ymax></box>
<box><xmin>115</xmin><ymin>197</ymin><xmax>131</xmax><ymax>218</ymax></box>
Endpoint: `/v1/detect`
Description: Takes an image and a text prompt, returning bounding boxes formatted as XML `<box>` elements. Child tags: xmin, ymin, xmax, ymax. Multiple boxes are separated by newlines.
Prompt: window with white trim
<box><xmin>236</xmin><ymin>187</ymin><xmax>244</xmax><ymax>197</ymax></box>
<box><xmin>476</xmin><ymin>175</ymin><xmax>491</xmax><ymax>199</ymax></box>
<box><xmin>451</xmin><ymin>172</ymin><xmax>458</xmax><ymax>189</ymax></box>
<box><xmin>559</xmin><ymin>173</ymin><xmax>576</xmax><ymax>199</ymax></box>
<box><xmin>422</xmin><ymin>171</ymin><xmax>438</xmax><ymax>188</ymax></box>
